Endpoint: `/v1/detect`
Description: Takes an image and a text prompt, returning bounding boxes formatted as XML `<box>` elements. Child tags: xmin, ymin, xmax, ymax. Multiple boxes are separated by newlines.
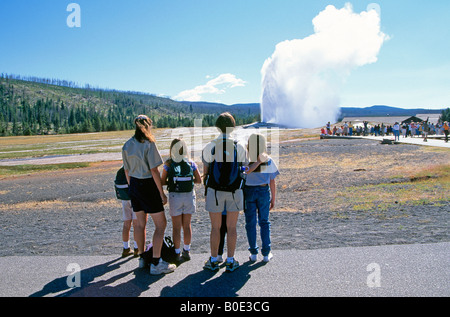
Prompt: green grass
<box><xmin>0</xmin><ymin>162</ymin><xmax>91</xmax><ymax>178</ymax></box>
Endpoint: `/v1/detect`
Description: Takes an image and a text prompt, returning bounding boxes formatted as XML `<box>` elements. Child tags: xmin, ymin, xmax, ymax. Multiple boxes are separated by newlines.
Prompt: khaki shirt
<box><xmin>122</xmin><ymin>137</ymin><xmax>163</xmax><ymax>179</ymax></box>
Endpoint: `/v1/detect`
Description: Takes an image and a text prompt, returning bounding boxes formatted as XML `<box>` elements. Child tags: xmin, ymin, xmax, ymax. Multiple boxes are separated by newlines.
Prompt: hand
<box><xmin>161</xmin><ymin>193</ymin><xmax>168</xmax><ymax>205</ymax></box>
<box><xmin>270</xmin><ymin>198</ymin><xmax>275</xmax><ymax>211</ymax></box>
<box><xmin>257</xmin><ymin>153</ymin><xmax>269</xmax><ymax>164</ymax></box>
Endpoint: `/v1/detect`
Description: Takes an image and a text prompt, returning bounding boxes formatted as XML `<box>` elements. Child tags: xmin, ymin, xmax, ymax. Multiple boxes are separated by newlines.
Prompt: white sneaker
<box><xmin>263</xmin><ymin>253</ymin><xmax>273</xmax><ymax>262</ymax></box>
<box><xmin>249</xmin><ymin>254</ymin><xmax>257</xmax><ymax>262</ymax></box>
<box><xmin>150</xmin><ymin>260</ymin><xmax>176</xmax><ymax>275</ymax></box>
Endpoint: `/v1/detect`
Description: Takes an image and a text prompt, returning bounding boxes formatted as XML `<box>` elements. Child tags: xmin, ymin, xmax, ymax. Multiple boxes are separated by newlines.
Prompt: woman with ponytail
<box><xmin>122</xmin><ymin>115</ymin><xmax>176</xmax><ymax>275</ymax></box>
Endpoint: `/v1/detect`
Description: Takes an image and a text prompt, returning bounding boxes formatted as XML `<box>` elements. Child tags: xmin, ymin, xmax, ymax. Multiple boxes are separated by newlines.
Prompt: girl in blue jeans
<box><xmin>244</xmin><ymin>134</ymin><xmax>280</xmax><ymax>262</ymax></box>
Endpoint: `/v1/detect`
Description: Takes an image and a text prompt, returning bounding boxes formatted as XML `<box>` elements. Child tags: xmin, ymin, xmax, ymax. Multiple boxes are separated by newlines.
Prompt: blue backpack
<box><xmin>205</xmin><ymin>138</ymin><xmax>245</xmax><ymax>193</ymax></box>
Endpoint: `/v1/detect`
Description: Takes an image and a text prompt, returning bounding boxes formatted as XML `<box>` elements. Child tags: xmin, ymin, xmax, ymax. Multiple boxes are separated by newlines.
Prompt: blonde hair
<box><xmin>134</xmin><ymin>115</ymin><xmax>156</xmax><ymax>143</ymax></box>
<box><xmin>247</xmin><ymin>133</ymin><xmax>267</xmax><ymax>163</ymax></box>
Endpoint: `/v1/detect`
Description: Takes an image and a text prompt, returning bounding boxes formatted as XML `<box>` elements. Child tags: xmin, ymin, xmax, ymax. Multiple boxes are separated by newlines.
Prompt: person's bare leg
<box><xmin>226</xmin><ymin>211</ymin><xmax>239</xmax><ymax>259</ymax></box>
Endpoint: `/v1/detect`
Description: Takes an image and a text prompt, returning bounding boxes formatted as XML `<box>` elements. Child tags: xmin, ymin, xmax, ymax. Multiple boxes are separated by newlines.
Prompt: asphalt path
<box><xmin>1</xmin><ymin>242</ymin><xmax>448</xmax><ymax>298</ymax></box>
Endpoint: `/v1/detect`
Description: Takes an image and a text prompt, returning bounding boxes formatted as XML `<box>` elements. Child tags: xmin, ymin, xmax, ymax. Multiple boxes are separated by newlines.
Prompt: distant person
<box><xmin>114</xmin><ymin>166</ymin><xmax>139</xmax><ymax>258</ymax></box>
<box><xmin>161</xmin><ymin>138</ymin><xmax>201</xmax><ymax>262</ymax></box>
<box><xmin>244</xmin><ymin>133</ymin><xmax>280</xmax><ymax>262</ymax></box>
<box><xmin>410</xmin><ymin>122</ymin><xmax>416</xmax><ymax>137</ymax></box>
<box><xmin>443</xmin><ymin>121</ymin><xmax>449</xmax><ymax>143</ymax></box>
<box><xmin>122</xmin><ymin>114</ymin><xmax>176</xmax><ymax>275</ymax></box>
<box><xmin>202</xmin><ymin>112</ymin><xmax>247</xmax><ymax>272</ymax></box>
<box><xmin>393</xmin><ymin>122</ymin><xmax>400</xmax><ymax>141</ymax></box>
<box><xmin>401</xmin><ymin>123</ymin><xmax>407</xmax><ymax>138</ymax></box>
<box><xmin>422</xmin><ymin>118</ymin><xmax>429</xmax><ymax>142</ymax></box>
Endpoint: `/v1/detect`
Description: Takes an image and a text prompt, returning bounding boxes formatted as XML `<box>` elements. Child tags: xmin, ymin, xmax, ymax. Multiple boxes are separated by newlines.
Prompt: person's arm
<box><xmin>269</xmin><ymin>178</ymin><xmax>276</xmax><ymax>211</ymax></box>
<box><xmin>193</xmin><ymin>167</ymin><xmax>202</xmax><ymax>184</ymax></box>
<box><xmin>151</xmin><ymin>166</ymin><xmax>167</xmax><ymax>205</ymax></box>
<box><xmin>246</xmin><ymin>153</ymin><xmax>269</xmax><ymax>174</ymax></box>
<box><xmin>161</xmin><ymin>165</ymin><xmax>168</xmax><ymax>186</ymax></box>
<box><xmin>203</xmin><ymin>163</ymin><xmax>209</xmax><ymax>182</ymax></box>
<box><xmin>124</xmin><ymin>169</ymin><xmax>130</xmax><ymax>185</ymax></box>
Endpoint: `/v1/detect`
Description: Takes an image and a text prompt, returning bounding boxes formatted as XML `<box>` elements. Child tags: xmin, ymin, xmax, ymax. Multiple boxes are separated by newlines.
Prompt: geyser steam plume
<box><xmin>260</xmin><ymin>3</ymin><xmax>388</xmax><ymax>128</ymax></box>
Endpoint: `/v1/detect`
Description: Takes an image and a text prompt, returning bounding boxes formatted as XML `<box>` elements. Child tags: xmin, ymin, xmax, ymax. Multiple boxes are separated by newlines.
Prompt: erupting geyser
<box><xmin>260</xmin><ymin>3</ymin><xmax>388</xmax><ymax>128</ymax></box>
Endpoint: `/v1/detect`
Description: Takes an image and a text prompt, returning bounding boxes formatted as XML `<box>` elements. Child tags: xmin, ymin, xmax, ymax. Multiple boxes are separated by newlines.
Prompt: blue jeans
<box><xmin>244</xmin><ymin>185</ymin><xmax>271</xmax><ymax>256</ymax></box>
<box><xmin>394</xmin><ymin>130</ymin><xmax>400</xmax><ymax>141</ymax></box>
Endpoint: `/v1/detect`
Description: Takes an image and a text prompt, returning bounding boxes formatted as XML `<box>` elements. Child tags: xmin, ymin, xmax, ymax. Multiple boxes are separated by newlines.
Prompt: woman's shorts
<box><xmin>129</xmin><ymin>177</ymin><xmax>164</xmax><ymax>214</ymax></box>
<box><xmin>168</xmin><ymin>191</ymin><xmax>196</xmax><ymax>217</ymax></box>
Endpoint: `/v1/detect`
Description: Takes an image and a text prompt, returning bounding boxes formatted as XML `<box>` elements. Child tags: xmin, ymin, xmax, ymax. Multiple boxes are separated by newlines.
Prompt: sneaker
<box><xmin>150</xmin><ymin>260</ymin><xmax>176</xmax><ymax>275</ymax></box>
<box><xmin>225</xmin><ymin>259</ymin><xmax>240</xmax><ymax>272</ymax></box>
<box><xmin>203</xmin><ymin>258</ymin><xmax>220</xmax><ymax>271</ymax></box>
<box><xmin>263</xmin><ymin>253</ymin><xmax>273</xmax><ymax>262</ymax></box>
<box><xmin>249</xmin><ymin>254</ymin><xmax>257</xmax><ymax>262</ymax></box>
<box><xmin>174</xmin><ymin>252</ymin><xmax>182</xmax><ymax>263</ymax></box>
<box><xmin>138</xmin><ymin>255</ymin><xmax>147</xmax><ymax>268</ymax></box>
<box><xmin>122</xmin><ymin>248</ymin><xmax>133</xmax><ymax>258</ymax></box>
<box><xmin>182</xmin><ymin>249</ymin><xmax>191</xmax><ymax>261</ymax></box>
<box><xmin>133</xmin><ymin>248</ymin><xmax>139</xmax><ymax>257</ymax></box>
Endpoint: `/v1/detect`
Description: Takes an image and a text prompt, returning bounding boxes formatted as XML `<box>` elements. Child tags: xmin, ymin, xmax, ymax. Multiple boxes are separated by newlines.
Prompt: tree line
<box><xmin>0</xmin><ymin>76</ymin><xmax>259</xmax><ymax>137</ymax></box>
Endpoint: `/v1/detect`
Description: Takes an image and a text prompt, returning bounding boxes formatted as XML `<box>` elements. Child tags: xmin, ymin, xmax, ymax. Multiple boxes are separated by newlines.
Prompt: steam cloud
<box><xmin>260</xmin><ymin>3</ymin><xmax>388</xmax><ymax>128</ymax></box>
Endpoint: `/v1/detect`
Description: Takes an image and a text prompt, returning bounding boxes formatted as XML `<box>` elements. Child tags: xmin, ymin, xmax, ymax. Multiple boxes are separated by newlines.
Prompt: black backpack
<box><xmin>167</xmin><ymin>159</ymin><xmax>194</xmax><ymax>193</ymax></box>
<box><xmin>205</xmin><ymin>137</ymin><xmax>245</xmax><ymax>193</ymax></box>
<box><xmin>140</xmin><ymin>236</ymin><xmax>178</xmax><ymax>266</ymax></box>
<box><xmin>114</xmin><ymin>166</ymin><xmax>130</xmax><ymax>200</ymax></box>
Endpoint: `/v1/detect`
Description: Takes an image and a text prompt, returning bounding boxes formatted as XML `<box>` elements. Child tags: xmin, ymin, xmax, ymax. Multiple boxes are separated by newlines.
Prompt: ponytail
<box><xmin>134</xmin><ymin>115</ymin><xmax>156</xmax><ymax>143</ymax></box>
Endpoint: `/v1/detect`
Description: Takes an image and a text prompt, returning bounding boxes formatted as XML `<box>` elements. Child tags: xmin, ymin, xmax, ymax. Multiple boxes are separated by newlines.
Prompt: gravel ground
<box><xmin>0</xmin><ymin>138</ymin><xmax>448</xmax><ymax>257</ymax></box>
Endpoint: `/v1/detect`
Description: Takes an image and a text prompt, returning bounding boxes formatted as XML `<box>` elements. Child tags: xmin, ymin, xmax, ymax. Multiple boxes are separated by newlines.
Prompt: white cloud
<box><xmin>173</xmin><ymin>73</ymin><xmax>246</xmax><ymax>101</ymax></box>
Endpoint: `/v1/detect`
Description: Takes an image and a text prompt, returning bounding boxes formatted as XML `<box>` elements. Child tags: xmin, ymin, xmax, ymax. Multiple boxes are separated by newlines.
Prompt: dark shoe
<box><xmin>122</xmin><ymin>248</ymin><xmax>133</xmax><ymax>258</ymax></box>
<box><xmin>182</xmin><ymin>249</ymin><xmax>191</xmax><ymax>261</ymax></box>
<box><xmin>203</xmin><ymin>258</ymin><xmax>219</xmax><ymax>271</ymax></box>
<box><xmin>225</xmin><ymin>259</ymin><xmax>240</xmax><ymax>272</ymax></box>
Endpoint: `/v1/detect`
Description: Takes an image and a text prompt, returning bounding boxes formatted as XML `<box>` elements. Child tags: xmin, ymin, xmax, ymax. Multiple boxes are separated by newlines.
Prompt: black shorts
<box><xmin>129</xmin><ymin>177</ymin><xmax>164</xmax><ymax>214</ymax></box>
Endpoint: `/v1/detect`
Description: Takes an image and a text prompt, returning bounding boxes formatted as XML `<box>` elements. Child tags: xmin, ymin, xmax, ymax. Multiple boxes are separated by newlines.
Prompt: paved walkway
<box><xmin>362</xmin><ymin>135</ymin><xmax>450</xmax><ymax>148</ymax></box>
<box><xmin>1</xmin><ymin>242</ymin><xmax>448</xmax><ymax>298</ymax></box>
<box><xmin>321</xmin><ymin>134</ymin><xmax>450</xmax><ymax>148</ymax></box>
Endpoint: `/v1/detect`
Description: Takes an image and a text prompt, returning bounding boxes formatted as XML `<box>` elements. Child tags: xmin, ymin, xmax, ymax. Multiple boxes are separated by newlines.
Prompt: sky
<box><xmin>0</xmin><ymin>0</ymin><xmax>449</xmax><ymax>109</ymax></box>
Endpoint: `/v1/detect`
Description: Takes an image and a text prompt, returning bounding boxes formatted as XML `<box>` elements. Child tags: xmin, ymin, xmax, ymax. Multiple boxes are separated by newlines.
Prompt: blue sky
<box><xmin>0</xmin><ymin>0</ymin><xmax>448</xmax><ymax>109</ymax></box>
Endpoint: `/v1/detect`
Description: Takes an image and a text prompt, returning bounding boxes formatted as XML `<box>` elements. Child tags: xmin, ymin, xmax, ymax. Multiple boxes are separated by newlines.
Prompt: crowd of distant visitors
<box><xmin>322</xmin><ymin>120</ymin><xmax>449</xmax><ymax>142</ymax></box>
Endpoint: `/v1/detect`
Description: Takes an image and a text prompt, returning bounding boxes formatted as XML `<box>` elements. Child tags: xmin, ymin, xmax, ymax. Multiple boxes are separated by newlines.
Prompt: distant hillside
<box><xmin>0</xmin><ymin>74</ymin><xmax>445</xmax><ymax>137</ymax></box>
<box><xmin>0</xmin><ymin>75</ymin><xmax>259</xmax><ymax>136</ymax></box>
<box><xmin>180</xmin><ymin>101</ymin><xmax>260</xmax><ymax>116</ymax></box>
<box><xmin>338</xmin><ymin>105</ymin><xmax>443</xmax><ymax>119</ymax></box>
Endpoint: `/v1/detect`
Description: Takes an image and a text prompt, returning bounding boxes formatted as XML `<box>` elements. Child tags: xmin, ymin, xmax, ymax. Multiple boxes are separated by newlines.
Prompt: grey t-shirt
<box><xmin>122</xmin><ymin>137</ymin><xmax>163</xmax><ymax>179</ymax></box>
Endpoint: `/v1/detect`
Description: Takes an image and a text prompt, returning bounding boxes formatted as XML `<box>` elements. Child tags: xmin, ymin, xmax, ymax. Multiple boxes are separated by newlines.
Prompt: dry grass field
<box><xmin>0</xmin><ymin>129</ymin><xmax>448</xmax><ymax>256</ymax></box>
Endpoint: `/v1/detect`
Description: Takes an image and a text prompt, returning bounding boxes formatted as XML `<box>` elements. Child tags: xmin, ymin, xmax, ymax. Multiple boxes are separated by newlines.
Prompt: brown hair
<box><xmin>134</xmin><ymin>115</ymin><xmax>156</xmax><ymax>143</ymax></box>
<box><xmin>215</xmin><ymin>112</ymin><xmax>236</xmax><ymax>134</ymax></box>
<box><xmin>169</xmin><ymin>138</ymin><xmax>189</xmax><ymax>163</ymax></box>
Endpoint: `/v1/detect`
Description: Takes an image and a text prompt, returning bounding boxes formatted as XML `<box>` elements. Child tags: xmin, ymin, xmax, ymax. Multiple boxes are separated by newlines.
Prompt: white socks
<box><xmin>123</xmin><ymin>241</ymin><xmax>138</xmax><ymax>249</ymax></box>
